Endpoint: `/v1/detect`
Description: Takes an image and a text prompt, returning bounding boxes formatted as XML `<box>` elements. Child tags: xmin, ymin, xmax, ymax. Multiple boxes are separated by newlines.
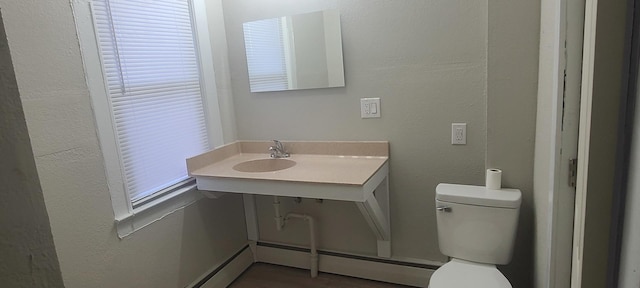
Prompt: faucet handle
<box><xmin>269</xmin><ymin>140</ymin><xmax>289</xmax><ymax>158</ymax></box>
<box><xmin>272</xmin><ymin>140</ymin><xmax>283</xmax><ymax>150</ymax></box>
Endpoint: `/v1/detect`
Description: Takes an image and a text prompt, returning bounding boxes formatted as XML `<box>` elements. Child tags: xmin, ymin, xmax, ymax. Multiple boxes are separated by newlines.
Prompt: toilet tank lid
<box><xmin>436</xmin><ymin>183</ymin><xmax>522</xmax><ymax>208</ymax></box>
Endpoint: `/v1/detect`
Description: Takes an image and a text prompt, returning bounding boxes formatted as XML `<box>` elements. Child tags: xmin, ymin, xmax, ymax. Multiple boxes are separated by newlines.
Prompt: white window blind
<box><xmin>92</xmin><ymin>0</ymin><xmax>209</xmax><ymax>203</ymax></box>
<box><xmin>243</xmin><ymin>17</ymin><xmax>289</xmax><ymax>92</ymax></box>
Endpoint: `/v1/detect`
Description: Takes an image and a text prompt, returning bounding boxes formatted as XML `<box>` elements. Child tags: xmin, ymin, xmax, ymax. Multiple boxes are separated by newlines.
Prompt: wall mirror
<box><xmin>242</xmin><ymin>9</ymin><xmax>345</xmax><ymax>92</ymax></box>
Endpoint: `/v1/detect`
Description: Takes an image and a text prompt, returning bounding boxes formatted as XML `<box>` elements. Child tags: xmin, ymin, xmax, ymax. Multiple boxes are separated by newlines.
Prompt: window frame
<box><xmin>72</xmin><ymin>0</ymin><xmax>223</xmax><ymax>238</ymax></box>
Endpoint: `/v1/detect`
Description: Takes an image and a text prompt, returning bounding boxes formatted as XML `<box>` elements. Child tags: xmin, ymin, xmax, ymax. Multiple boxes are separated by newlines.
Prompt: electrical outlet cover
<box><xmin>451</xmin><ymin>123</ymin><xmax>467</xmax><ymax>145</ymax></box>
<box><xmin>361</xmin><ymin>98</ymin><xmax>381</xmax><ymax>118</ymax></box>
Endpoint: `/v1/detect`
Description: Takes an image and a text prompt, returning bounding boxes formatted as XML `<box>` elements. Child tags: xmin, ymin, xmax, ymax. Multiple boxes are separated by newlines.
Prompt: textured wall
<box><xmin>224</xmin><ymin>0</ymin><xmax>488</xmax><ymax>263</ymax></box>
<box><xmin>487</xmin><ymin>1</ymin><xmax>540</xmax><ymax>287</ymax></box>
<box><xmin>0</xmin><ymin>10</ymin><xmax>64</xmax><ymax>287</ymax></box>
<box><xmin>0</xmin><ymin>0</ymin><xmax>248</xmax><ymax>287</ymax></box>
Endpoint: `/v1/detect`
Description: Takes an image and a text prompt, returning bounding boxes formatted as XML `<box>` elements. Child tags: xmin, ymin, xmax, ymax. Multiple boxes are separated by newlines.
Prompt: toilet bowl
<box><xmin>429</xmin><ymin>183</ymin><xmax>522</xmax><ymax>288</ymax></box>
<box><xmin>429</xmin><ymin>259</ymin><xmax>511</xmax><ymax>288</ymax></box>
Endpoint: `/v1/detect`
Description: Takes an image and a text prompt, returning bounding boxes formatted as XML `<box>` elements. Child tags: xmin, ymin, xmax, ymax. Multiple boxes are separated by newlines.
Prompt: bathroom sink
<box><xmin>232</xmin><ymin>158</ymin><xmax>296</xmax><ymax>173</ymax></box>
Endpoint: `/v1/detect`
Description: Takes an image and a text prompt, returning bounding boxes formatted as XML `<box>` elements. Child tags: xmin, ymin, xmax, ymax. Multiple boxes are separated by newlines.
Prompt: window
<box><xmin>74</xmin><ymin>0</ymin><xmax>223</xmax><ymax>237</ymax></box>
<box><xmin>92</xmin><ymin>0</ymin><xmax>209</xmax><ymax>204</ymax></box>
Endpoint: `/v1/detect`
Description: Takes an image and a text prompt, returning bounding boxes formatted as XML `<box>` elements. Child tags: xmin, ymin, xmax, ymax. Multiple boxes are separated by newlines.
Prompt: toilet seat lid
<box><xmin>429</xmin><ymin>259</ymin><xmax>512</xmax><ymax>288</ymax></box>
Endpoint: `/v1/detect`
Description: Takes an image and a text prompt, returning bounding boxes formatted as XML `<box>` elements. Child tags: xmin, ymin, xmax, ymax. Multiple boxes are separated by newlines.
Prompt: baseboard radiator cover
<box><xmin>255</xmin><ymin>242</ymin><xmax>439</xmax><ymax>287</ymax></box>
<box><xmin>189</xmin><ymin>244</ymin><xmax>254</xmax><ymax>288</ymax></box>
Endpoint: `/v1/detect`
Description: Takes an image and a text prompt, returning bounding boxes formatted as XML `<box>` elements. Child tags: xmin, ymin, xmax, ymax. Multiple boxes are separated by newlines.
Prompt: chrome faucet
<box><xmin>269</xmin><ymin>140</ymin><xmax>290</xmax><ymax>158</ymax></box>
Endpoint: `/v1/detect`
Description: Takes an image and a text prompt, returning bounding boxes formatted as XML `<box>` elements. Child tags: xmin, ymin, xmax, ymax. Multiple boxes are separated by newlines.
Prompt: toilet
<box><xmin>429</xmin><ymin>183</ymin><xmax>522</xmax><ymax>288</ymax></box>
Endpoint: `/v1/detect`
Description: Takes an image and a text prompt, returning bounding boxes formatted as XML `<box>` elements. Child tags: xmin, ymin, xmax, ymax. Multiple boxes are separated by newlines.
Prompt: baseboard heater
<box><xmin>192</xmin><ymin>242</ymin><xmax>439</xmax><ymax>288</ymax></box>
<box><xmin>257</xmin><ymin>241</ymin><xmax>440</xmax><ymax>270</ymax></box>
<box><xmin>191</xmin><ymin>244</ymin><xmax>250</xmax><ymax>288</ymax></box>
<box><xmin>255</xmin><ymin>241</ymin><xmax>438</xmax><ymax>287</ymax></box>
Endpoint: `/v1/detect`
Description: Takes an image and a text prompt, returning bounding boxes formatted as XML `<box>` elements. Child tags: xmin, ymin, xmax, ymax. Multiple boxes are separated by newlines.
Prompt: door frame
<box><xmin>550</xmin><ymin>0</ymin><xmax>586</xmax><ymax>287</ymax></box>
<box><xmin>570</xmin><ymin>0</ymin><xmax>598</xmax><ymax>285</ymax></box>
<box><xmin>535</xmin><ymin>0</ymin><xmax>584</xmax><ymax>287</ymax></box>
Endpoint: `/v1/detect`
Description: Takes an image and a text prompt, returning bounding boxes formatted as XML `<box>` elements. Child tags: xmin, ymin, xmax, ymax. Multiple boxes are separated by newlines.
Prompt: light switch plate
<box><xmin>451</xmin><ymin>123</ymin><xmax>467</xmax><ymax>145</ymax></box>
<box><xmin>361</xmin><ymin>98</ymin><xmax>381</xmax><ymax>118</ymax></box>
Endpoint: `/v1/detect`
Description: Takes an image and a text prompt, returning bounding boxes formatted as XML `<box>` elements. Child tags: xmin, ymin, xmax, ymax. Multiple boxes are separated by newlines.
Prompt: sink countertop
<box><xmin>187</xmin><ymin>141</ymin><xmax>392</xmax><ymax>258</ymax></box>
<box><xmin>187</xmin><ymin>141</ymin><xmax>389</xmax><ymax>186</ymax></box>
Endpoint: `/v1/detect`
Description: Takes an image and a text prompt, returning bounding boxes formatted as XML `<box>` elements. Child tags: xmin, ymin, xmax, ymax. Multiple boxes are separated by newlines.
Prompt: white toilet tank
<box><xmin>435</xmin><ymin>183</ymin><xmax>522</xmax><ymax>265</ymax></box>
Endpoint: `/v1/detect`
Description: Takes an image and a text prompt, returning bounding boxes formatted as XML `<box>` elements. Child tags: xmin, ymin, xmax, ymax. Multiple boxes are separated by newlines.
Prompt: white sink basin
<box><xmin>232</xmin><ymin>158</ymin><xmax>296</xmax><ymax>173</ymax></box>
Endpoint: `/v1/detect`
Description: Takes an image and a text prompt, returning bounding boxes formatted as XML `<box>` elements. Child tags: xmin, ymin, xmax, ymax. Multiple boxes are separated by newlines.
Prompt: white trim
<box><xmin>72</xmin><ymin>0</ymin><xmax>131</xmax><ymax>218</ymax></box>
<box><xmin>248</xmin><ymin>241</ymin><xmax>258</xmax><ymax>262</ymax></box>
<box><xmin>71</xmin><ymin>0</ymin><xmax>224</xmax><ymax>237</ymax></box>
<box><xmin>188</xmin><ymin>246</ymin><xmax>254</xmax><ymax>288</ymax></box>
<box><xmin>191</xmin><ymin>0</ymin><xmax>224</xmax><ymax>148</ymax></box>
<box><xmin>255</xmin><ymin>244</ymin><xmax>436</xmax><ymax>287</ymax></box>
<box><xmin>116</xmin><ymin>188</ymin><xmax>203</xmax><ymax>238</ymax></box>
<box><xmin>544</xmin><ymin>0</ymin><xmax>567</xmax><ymax>285</ymax></box>
<box><xmin>572</xmin><ymin>0</ymin><xmax>599</xmax><ymax>286</ymax></box>
<box><xmin>536</xmin><ymin>0</ymin><xmax>585</xmax><ymax>286</ymax></box>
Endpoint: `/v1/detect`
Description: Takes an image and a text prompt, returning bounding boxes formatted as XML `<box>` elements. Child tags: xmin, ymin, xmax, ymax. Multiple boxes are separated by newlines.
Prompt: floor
<box><xmin>229</xmin><ymin>263</ymin><xmax>414</xmax><ymax>288</ymax></box>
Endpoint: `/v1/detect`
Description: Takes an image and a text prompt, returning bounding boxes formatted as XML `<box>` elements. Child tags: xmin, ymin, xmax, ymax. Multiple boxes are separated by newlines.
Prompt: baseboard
<box><xmin>189</xmin><ymin>244</ymin><xmax>254</xmax><ymax>288</ymax></box>
<box><xmin>255</xmin><ymin>242</ymin><xmax>437</xmax><ymax>287</ymax></box>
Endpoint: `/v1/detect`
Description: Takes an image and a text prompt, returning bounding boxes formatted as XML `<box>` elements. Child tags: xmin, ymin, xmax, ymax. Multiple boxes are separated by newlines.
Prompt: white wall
<box><xmin>0</xmin><ymin>0</ymin><xmax>248</xmax><ymax>287</ymax></box>
<box><xmin>224</xmin><ymin>0</ymin><xmax>487</xmax><ymax>262</ymax></box>
<box><xmin>222</xmin><ymin>1</ymin><xmax>539</xmax><ymax>287</ymax></box>
<box><xmin>0</xmin><ymin>11</ymin><xmax>64</xmax><ymax>287</ymax></box>
<box><xmin>487</xmin><ymin>1</ymin><xmax>540</xmax><ymax>286</ymax></box>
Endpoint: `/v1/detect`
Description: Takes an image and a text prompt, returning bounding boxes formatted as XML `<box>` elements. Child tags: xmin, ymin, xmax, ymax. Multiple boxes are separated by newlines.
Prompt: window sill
<box><xmin>115</xmin><ymin>183</ymin><xmax>204</xmax><ymax>238</ymax></box>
